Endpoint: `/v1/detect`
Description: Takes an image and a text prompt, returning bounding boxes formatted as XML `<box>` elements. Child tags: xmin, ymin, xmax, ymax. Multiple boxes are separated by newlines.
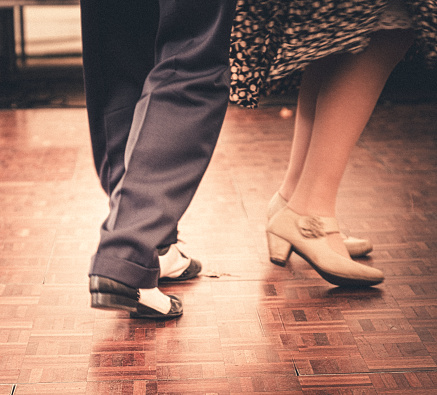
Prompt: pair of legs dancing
<box><xmin>267</xmin><ymin>29</ymin><xmax>414</xmax><ymax>286</ymax></box>
<box><xmin>83</xmin><ymin>0</ymin><xmax>413</xmax><ymax>320</ymax></box>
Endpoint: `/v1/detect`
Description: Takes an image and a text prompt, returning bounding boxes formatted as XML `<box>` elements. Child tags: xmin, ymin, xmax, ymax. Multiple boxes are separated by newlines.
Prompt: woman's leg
<box><xmin>278</xmin><ymin>60</ymin><xmax>324</xmax><ymax>201</ymax></box>
<box><xmin>285</xmin><ymin>29</ymin><xmax>414</xmax><ymax>257</ymax></box>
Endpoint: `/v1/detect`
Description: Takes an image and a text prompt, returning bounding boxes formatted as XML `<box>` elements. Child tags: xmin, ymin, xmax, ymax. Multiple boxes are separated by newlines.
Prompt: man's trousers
<box><xmin>80</xmin><ymin>0</ymin><xmax>237</xmax><ymax>288</ymax></box>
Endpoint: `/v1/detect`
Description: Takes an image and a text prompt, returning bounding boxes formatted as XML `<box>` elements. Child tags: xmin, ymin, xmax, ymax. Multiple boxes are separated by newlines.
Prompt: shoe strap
<box><xmin>298</xmin><ymin>215</ymin><xmax>339</xmax><ymax>238</ymax></box>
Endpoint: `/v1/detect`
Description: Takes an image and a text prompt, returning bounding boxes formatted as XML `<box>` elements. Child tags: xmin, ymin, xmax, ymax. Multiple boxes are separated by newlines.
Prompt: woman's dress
<box><xmin>229</xmin><ymin>0</ymin><xmax>437</xmax><ymax>108</ymax></box>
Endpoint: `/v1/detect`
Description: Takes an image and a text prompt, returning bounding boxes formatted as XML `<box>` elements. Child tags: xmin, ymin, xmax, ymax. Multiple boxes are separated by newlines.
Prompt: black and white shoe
<box><xmin>89</xmin><ymin>275</ymin><xmax>183</xmax><ymax>319</ymax></box>
<box><xmin>158</xmin><ymin>245</ymin><xmax>202</xmax><ymax>282</ymax></box>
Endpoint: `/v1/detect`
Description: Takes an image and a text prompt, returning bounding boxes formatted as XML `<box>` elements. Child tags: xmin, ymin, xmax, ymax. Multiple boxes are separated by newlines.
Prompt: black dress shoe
<box><xmin>130</xmin><ymin>295</ymin><xmax>183</xmax><ymax>319</ymax></box>
<box><xmin>89</xmin><ymin>275</ymin><xmax>183</xmax><ymax>319</ymax></box>
<box><xmin>159</xmin><ymin>258</ymin><xmax>202</xmax><ymax>282</ymax></box>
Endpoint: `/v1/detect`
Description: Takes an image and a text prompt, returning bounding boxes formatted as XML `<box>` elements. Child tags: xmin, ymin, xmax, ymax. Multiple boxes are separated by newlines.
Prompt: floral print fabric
<box><xmin>229</xmin><ymin>0</ymin><xmax>437</xmax><ymax>108</ymax></box>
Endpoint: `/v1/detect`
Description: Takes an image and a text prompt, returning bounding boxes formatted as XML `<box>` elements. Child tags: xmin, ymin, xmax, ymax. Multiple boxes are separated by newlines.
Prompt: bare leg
<box><xmin>284</xmin><ymin>29</ymin><xmax>414</xmax><ymax>257</ymax></box>
<box><xmin>278</xmin><ymin>60</ymin><xmax>325</xmax><ymax>200</ymax></box>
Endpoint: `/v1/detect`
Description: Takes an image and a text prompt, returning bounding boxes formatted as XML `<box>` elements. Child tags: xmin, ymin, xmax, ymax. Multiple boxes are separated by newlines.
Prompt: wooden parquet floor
<box><xmin>0</xmin><ymin>101</ymin><xmax>437</xmax><ymax>394</ymax></box>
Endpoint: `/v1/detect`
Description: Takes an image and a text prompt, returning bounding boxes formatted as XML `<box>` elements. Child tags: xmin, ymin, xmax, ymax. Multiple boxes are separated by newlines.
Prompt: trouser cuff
<box><xmin>89</xmin><ymin>253</ymin><xmax>160</xmax><ymax>289</ymax></box>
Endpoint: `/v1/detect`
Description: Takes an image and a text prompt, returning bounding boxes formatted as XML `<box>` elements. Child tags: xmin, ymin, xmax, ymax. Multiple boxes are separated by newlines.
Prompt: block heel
<box><xmin>267</xmin><ymin>231</ymin><xmax>292</xmax><ymax>266</ymax></box>
<box><xmin>91</xmin><ymin>292</ymin><xmax>138</xmax><ymax>313</ymax></box>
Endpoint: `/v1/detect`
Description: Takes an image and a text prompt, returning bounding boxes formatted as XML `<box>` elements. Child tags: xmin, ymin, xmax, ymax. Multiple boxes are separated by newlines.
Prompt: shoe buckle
<box><xmin>298</xmin><ymin>216</ymin><xmax>326</xmax><ymax>238</ymax></box>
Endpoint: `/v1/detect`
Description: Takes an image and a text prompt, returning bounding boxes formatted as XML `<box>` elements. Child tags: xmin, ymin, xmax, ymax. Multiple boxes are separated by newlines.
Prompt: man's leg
<box><xmin>80</xmin><ymin>0</ymin><xmax>159</xmax><ymax>195</ymax></box>
<box><xmin>81</xmin><ymin>0</ymin><xmax>202</xmax><ymax>285</ymax></box>
<box><xmin>89</xmin><ymin>0</ymin><xmax>237</xmax><ymax>316</ymax></box>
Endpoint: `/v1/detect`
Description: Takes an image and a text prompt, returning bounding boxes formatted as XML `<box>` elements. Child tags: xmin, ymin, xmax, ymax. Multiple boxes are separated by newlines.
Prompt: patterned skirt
<box><xmin>229</xmin><ymin>0</ymin><xmax>437</xmax><ymax>108</ymax></box>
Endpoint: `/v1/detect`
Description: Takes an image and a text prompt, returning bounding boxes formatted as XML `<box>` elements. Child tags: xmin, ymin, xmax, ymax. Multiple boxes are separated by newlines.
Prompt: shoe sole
<box><xmin>130</xmin><ymin>309</ymin><xmax>183</xmax><ymax>319</ymax></box>
<box><xmin>270</xmin><ymin>257</ymin><xmax>288</xmax><ymax>267</ymax></box>
<box><xmin>292</xmin><ymin>248</ymin><xmax>383</xmax><ymax>288</ymax></box>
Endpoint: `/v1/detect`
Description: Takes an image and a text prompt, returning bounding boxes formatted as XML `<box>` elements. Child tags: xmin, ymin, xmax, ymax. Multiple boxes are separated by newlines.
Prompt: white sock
<box><xmin>159</xmin><ymin>245</ymin><xmax>191</xmax><ymax>278</ymax></box>
<box><xmin>138</xmin><ymin>288</ymin><xmax>171</xmax><ymax>314</ymax></box>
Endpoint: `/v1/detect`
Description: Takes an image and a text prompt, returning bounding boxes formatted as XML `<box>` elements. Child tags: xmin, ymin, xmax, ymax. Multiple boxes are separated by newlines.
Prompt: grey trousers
<box><xmin>80</xmin><ymin>0</ymin><xmax>237</xmax><ymax>288</ymax></box>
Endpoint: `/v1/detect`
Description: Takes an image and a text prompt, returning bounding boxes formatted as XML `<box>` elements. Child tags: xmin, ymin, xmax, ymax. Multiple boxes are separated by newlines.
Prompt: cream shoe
<box><xmin>268</xmin><ymin>192</ymin><xmax>373</xmax><ymax>258</ymax></box>
<box><xmin>266</xmin><ymin>206</ymin><xmax>384</xmax><ymax>287</ymax></box>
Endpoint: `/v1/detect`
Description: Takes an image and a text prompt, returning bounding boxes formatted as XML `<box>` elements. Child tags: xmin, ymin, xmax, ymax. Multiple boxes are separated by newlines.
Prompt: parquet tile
<box><xmin>370</xmin><ymin>371</ymin><xmax>437</xmax><ymax>394</ymax></box>
<box><xmin>0</xmin><ymin>386</ymin><xmax>14</xmax><ymax>395</ymax></box>
<box><xmin>14</xmin><ymin>382</ymin><xmax>88</xmax><ymax>394</ymax></box>
<box><xmin>299</xmin><ymin>374</ymin><xmax>376</xmax><ymax>394</ymax></box>
<box><xmin>86</xmin><ymin>381</ymin><xmax>154</xmax><ymax>395</ymax></box>
<box><xmin>0</xmin><ymin>98</ymin><xmax>436</xmax><ymax>393</ymax></box>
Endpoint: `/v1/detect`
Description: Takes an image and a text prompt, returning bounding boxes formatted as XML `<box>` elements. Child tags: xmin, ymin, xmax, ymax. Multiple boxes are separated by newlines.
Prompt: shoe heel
<box><xmin>91</xmin><ymin>292</ymin><xmax>138</xmax><ymax>313</ymax></box>
<box><xmin>267</xmin><ymin>231</ymin><xmax>292</xmax><ymax>267</ymax></box>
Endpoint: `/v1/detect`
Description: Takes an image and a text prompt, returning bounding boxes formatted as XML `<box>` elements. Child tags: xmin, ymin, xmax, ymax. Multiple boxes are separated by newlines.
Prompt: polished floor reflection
<box><xmin>0</xmin><ymin>101</ymin><xmax>436</xmax><ymax>394</ymax></box>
